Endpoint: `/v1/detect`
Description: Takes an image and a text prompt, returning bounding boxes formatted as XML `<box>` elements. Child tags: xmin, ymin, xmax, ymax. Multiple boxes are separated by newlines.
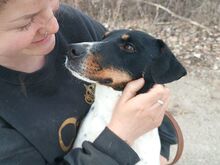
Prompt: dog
<box><xmin>65</xmin><ymin>29</ymin><xmax>187</xmax><ymax>165</ymax></box>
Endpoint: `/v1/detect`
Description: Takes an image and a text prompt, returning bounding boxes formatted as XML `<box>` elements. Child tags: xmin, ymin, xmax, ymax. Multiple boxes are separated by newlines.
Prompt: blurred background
<box><xmin>61</xmin><ymin>0</ymin><xmax>220</xmax><ymax>164</ymax></box>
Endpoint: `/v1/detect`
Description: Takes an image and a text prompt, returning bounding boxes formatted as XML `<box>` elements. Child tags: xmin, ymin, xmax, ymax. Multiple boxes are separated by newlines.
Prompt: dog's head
<box><xmin>66</xmin><ymin>29</ymin><xmax>186</xmax><ymax>91</ymax></box>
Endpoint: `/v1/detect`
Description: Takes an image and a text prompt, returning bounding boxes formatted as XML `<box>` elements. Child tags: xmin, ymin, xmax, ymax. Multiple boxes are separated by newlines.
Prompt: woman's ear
<box><xmin>150</xmin><ymin>39</ymin><xmax>187</xmax><ymax>83</ymax></box>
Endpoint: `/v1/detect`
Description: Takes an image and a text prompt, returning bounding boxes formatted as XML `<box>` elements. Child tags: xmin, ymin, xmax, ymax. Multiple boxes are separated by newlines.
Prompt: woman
<box><xmin>0</xmin><ymin>0</ymin><xmax>176</xmax><ymax>164</ymax></box>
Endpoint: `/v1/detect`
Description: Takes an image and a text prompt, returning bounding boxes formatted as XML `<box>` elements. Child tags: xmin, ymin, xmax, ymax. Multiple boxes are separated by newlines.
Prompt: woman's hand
<box><xmin>107</xmin><ymin>78</ymin><xmax>170</xmax><ymax>145</ymax></box>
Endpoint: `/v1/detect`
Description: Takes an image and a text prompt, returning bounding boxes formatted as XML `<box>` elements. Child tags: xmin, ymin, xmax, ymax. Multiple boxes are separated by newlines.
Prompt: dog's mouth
<box><xmin>84</xmin><ymin>67</ymin><xmax>132</xmax><ymax>90</ymax></box>
<box><xmin>65</xmin><ymin>55</ymin><xmax>132</xmax><ymax>90</ymax></box>
<box><xmin>93</xmin><ymin>77</ymin><xmax>113</xmax><ymax>85</ymax></box>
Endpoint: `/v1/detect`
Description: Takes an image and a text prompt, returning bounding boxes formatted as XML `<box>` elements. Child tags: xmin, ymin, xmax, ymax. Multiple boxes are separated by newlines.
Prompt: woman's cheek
<box><xmin>0</xmin><ymin>30</ymin><xmax>35</xmax><ymax>57</ymax></box>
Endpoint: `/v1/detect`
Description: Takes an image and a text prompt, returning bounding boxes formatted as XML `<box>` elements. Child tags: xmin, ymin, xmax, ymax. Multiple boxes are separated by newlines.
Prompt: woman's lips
<box><xmin>32</xmin><ymin>35</ymin><xmax>52</xmax><ymax>44</ymax></box>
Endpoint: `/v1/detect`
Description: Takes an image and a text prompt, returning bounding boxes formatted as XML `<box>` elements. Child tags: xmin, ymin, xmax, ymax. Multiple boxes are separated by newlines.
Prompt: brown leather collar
<box><xmin>165</xmin><ymin>111</ymin><xmax>184</xmax><ymax>165</ymax></box>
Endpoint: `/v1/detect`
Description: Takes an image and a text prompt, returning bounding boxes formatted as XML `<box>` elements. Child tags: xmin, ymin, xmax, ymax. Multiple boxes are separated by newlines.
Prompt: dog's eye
<box><xmin>120</xmin><ymin>43</ymin><xmax>136</xmax><ymax>53</ymax></box>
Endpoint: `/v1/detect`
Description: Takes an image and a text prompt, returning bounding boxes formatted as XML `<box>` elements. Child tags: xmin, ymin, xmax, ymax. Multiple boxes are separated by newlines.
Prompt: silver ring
<box><xmin>157</xmin><ymin>99</ymin><xmax>164</xmax><ymax>106</ymax></box>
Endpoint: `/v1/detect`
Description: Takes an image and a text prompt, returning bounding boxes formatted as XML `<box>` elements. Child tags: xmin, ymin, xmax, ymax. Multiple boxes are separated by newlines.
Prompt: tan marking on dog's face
<box><xmin>90</xmin><ymin>68</ymin><xmax>132</xmax><ymax>85</ymax></box>
<box><xmin>82</xmin><ymin>54</ymin><xmax>132</xmax><ymax>88</ymax></box>
<box><xmin>121</xmin><ymin>34</ymin><xmax>130</xmax><ymax>41</ymax></box>
<box><xmin>82</xmin><ymin>54</ymin><xmax>102</xmax><ymax>73</ymax></box>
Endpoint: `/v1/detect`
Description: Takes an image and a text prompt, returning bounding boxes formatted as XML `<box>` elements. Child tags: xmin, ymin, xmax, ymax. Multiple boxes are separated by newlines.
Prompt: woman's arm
<box><xmin>0</xmin><ymin>117</ymin><xmax>46</xmax><ymax>165</ymax></box>
<box><xmin>0</xmin><ymin>117</ymin><xmax>139</xmax><ymax>165</ymax></box>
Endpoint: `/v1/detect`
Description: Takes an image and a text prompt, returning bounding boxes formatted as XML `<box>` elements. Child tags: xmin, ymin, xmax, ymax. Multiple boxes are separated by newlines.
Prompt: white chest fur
<box><xmin>73</xmin><ymin>84</ymin><xmax>161</xmax><ymax>165</ymax></box>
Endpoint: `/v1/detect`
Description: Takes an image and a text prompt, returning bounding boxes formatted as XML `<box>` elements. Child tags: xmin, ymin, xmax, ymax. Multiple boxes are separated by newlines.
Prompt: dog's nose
<box><xmin>68</xmin><ymin>46</ymin><xmax>77</xmax><ymax>56</ymax></box>
<box><xmin>67</xmin><ymin>44</ymin><xmax>87</xmax><ymax>57</ymax></box>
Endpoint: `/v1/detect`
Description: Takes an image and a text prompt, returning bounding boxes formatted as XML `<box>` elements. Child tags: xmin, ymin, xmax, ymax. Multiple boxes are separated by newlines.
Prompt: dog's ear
<box><xmin>150</xmin><ymin>39</ymin><xmax>187</xmax><ymax>83</ymax></box>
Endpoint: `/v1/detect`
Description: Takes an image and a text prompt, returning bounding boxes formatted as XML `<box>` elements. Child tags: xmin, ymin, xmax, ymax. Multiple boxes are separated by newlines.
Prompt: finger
<box><xmin>147</xmin><ymin>83</ymin><xmax>165</xmax><ymax>95</ymax></box>
<box><xmin>142</xmin><ymin>96</ymin><xmax>168</xmax><ymax>121</ymax></box>
<box><xmin>146</xmin><ymin>99</ymin><xmax>165</xmax><ymax>113</ymax></box>
<box><xmin>154</xmin><ymin>98</ymin><xmax>169</xmax><ymax>126</ymax></box>
<box><xmin>156</xmin><ymin>109</ymin><xmax>167</xmax><ymax>127</ymax></box>
<box><xmin>147</xmin><ymin>85</ymin><xmax>170</xmax><ymax>105</ymax></box>
<box><xmin>155</xmin><ymin>96</ymin><xmax>169</xmax><ymax>113</ymax></box>
<box><xmin>147</xmin><ymin>84</ymin><xmax>165</xmax><ymax>93</ymax></box>
<box><xmin>120</xmin><ymin>78</ymin><xmax>145</xmax><ymax>102</ymax></box>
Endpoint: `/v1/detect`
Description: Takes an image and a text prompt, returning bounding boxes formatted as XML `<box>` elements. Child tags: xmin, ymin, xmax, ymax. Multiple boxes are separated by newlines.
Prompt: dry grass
<box><xmin>61</xmin><ymin>0</ymin><xmax>220</xmax><ymax>29</ymax></box>
<box><xmin>60</xmin><ymin>0</ymin><xmax>220</xmax><ymax>73</ymax></box>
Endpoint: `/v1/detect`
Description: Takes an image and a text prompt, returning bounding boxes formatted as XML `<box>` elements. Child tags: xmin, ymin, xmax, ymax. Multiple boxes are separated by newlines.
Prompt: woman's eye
<box><xmin>120</xmin><ymin>43</ymin><xmax>136</xmax><ymax>53</ymax></box>
<box><xmin>18</xmin><ymin>23</ymin><xmax>32</xmax><ymax>31</ymax></box>
<box><xmin>17</xmin><ymin>18</ymin><xmax>34</xmax><ymax>31</ymax></box>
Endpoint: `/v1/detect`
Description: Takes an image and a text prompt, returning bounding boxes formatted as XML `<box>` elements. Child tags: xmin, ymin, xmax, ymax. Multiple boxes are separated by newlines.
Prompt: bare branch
<box><xmin>143</xmin><ymin>1</ymin><xmax>217</xmax><ymax>34</ymax></box>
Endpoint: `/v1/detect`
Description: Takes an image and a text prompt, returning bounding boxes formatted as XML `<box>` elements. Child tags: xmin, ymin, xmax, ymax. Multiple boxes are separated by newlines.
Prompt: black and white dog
<box><xmin>65</xmin><ymin>29</ymin><xmax>186</xmax><ymax>165</ymax></box>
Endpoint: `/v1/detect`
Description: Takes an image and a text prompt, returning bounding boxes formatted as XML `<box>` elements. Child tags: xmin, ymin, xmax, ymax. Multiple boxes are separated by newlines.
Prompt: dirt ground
<box><xmin>148</xmin><ymin>22</ymin><xmax>220</xmax><ymax>165</ymax></box>
<box><xmin>113</xmin><ymin>20</ymin><xmax>220</xmax><ymax>164</ymax></box>
<box><xmin>168</xmin><ymin>69</ymin><xmax>220</xmax><ymax>165</ymax></box>
<box><xmin>148</xmin><ymin>23</ymin><xmax>220</xmax><ymax>165</ymax></box>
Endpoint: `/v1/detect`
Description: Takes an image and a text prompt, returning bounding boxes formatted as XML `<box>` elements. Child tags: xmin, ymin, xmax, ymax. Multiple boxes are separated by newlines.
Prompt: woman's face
<box><xmin>0</xmin><ymin>0</ymin><xmax>60</xmax><ymax>58</ymax></box>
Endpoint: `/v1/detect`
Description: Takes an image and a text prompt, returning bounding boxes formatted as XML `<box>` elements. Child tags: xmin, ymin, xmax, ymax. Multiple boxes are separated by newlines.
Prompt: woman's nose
<box><xmin>45</xmin><ymin>16</ymin><xmax>59</xmax><ymax>34</ymax></box>
<box><xmin>38</xmin><ymin>9</ymin><xmax>59</xmax><ymax>35</ymax></box>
